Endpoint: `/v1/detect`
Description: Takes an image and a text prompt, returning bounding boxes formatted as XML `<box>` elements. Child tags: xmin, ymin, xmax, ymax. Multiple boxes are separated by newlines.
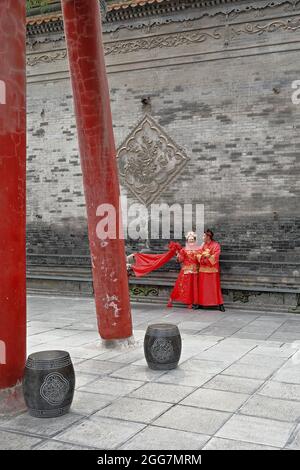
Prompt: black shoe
<box><xmin>219</xmin><ymin>304</ymin><xmax>225</xmax><ymax>312</ymax></box>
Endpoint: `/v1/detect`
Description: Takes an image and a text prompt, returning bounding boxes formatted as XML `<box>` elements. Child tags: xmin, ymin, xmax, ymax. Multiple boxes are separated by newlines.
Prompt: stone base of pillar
<box><xmin>101</xmin><ymin>336</ymin><xmax>136</xmax><ymax>350</ymax></box>
<box><xmin>0</xmin><ymin>382</ymin><xmax>26</xmax><ymax>417</ymax></box>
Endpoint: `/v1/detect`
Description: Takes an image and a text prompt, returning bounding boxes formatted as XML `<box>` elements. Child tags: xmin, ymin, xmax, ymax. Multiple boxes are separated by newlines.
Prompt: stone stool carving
<box><xmin>144</xmin><ymin>324</ymin><xmax>182</xmax><ymax>370</ymax></box>
<box><xmin>23</xmin><ymin>350</ymin><xmax>75</xmax><ymax>418</ymax></box>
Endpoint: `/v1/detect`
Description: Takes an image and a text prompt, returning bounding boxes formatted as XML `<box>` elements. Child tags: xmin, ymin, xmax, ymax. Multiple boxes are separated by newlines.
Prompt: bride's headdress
<box><xmin>185</xmin><ymin>231</ymin><xmax>197</xmax><ymax>240</ymax></box>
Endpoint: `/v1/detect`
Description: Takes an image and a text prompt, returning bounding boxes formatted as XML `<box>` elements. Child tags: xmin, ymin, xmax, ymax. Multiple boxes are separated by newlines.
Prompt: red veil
<box><xmin>132</xmin><ymin>242</ymin><xmax>182</xmax><ymax>278</ymax></box>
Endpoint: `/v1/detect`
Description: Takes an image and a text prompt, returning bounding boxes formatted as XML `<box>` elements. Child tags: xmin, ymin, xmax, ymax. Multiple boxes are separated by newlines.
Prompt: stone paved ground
<box><xmin>1</xmin><ymin>295</ymin><xmax>300</xmax><ymax>450</ymax></box>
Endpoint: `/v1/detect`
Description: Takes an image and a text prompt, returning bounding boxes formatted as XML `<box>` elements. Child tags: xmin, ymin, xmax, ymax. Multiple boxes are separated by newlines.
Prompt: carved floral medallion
<box><xmin>151</xmin><ymin>338</ymin><xmax>174</xmax><ymax>363</ymax></box>
<box><xmin>117</xmin><ymin>114</ymin><xmax>189</xmax><ymax>205</ymax></box>
<box><xmin>40</xmin><ymin>372</ymin><xmax>70</xmax><ymax>406</ymax></box>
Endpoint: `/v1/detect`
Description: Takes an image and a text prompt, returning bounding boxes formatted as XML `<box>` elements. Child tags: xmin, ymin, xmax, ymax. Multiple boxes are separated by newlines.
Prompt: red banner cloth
<box><xmin>132</xmin><ymin>242</ymin><xmax>182</xmax><ymax>278</ymax></box>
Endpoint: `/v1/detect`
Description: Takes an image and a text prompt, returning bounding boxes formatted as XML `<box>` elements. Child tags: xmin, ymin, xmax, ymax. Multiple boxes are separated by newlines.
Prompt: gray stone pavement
<box><xmin>1</xmin><ymin>295</ymin><xmax>300</xmax><ymax>450</ymax></box>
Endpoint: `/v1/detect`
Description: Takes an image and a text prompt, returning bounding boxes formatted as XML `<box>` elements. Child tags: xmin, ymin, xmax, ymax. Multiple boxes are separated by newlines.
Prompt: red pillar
<box><xmin>0</xmin><ymin>1</ymin><xmax>26</xmax><ymax>390</ymax></box>
<box><xmin>62</xmin><ymin>0</ymin><xmax>132</xmax><ymax>340</ymax></box>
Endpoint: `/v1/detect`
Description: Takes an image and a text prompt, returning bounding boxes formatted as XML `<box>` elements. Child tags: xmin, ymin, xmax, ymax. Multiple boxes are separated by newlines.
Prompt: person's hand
<box><xmin>202</xmin><ymin>250</ymin><xmax>210</xmax><ymax>258</ymax></box>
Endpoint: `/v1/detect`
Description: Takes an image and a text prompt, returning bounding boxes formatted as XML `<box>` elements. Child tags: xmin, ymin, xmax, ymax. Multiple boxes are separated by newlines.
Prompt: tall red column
<box><xmin>62</xmin><ymin>0</ymin><xmax>132</xmax><ymax>340</ymax></box>
<box><xmin>0</xmin><ymin>1</ymin><xmax>26</xmax><ymax>390</ymax></box>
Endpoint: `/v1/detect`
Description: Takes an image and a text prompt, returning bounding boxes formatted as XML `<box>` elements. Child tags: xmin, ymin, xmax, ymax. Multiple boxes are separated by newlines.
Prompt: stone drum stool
<box><xmin>23</xmin><ymin>350</ymin><xmax>75</xmax><ymax>418</ymax></box>
<box><xmin>144</xmin><ymin>324</ymin><xmax>182</xmax><ymax>370</ymax></box>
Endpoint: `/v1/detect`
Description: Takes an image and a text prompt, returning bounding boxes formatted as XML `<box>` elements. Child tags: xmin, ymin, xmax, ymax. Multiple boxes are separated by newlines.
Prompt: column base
<box><xmin>101</xmin><ymin>336</ymin><xmax>136</xmax><ymax>350</ymax></box>
<box><xmin>0</xmin><ymin>382</ymin><xmax>26</xmax><ymax>417</ymax></box>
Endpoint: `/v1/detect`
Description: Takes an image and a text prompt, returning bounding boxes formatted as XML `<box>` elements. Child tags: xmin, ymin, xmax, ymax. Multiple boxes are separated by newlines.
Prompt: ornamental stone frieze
<box><xmin>103</xmin><ymin>15</ymin><xmax>300</xmax><ymax>55</ymax></box>
<box><xmin>117</xmin><ymin>115</ymin><xmax>190</xmax><ymax>205</ymax></box>
<box><xmin>27</xmin><ymin>50</ymin><xmax>67</xmax><ymax>66</ymax></box>
<box><xmin>26</xmin><ymin>15</ymin><xmax>300</xmax><ymax>67</ymax></box>
<box><xmin>104</xmin><ymin>29</ymin><xmax>222</xmax><ymax>55</ymax></box>
<box><xmin>230</xmin><ymin>16</ymin><xmax>300</xmax><ymax>38</ymax></box>
<box><xmin>26</xmin><ymin>1</ymin><xmax>300</xmax><ymax>37</ymax></box>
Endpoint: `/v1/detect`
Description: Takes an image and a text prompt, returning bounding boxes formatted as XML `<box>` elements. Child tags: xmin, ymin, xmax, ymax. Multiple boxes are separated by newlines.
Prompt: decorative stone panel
<box><xmin>117</xmin><ymin>114</ymin><xmax>189</xmax><ymax>205</ymax></box>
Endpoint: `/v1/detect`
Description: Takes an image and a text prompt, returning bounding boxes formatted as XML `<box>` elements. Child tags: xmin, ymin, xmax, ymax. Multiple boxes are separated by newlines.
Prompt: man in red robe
<box><xmin>195</xmin><ymin>229</ymin><xmax>225</xmax><ymax>311</ymax></box>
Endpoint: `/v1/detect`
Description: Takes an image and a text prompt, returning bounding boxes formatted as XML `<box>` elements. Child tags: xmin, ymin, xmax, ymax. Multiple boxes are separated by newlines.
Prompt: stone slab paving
<box><xmin>130</xmin><ymin>382</ymin><xmax>194</xmax><ymax>404</ymax></box>
<box><xmin>0</xmin><ymin>430</ymin><xmax>42</xmax><ymax>450</ymax></box>
<box><xmin>120</xmin><ymin>426</ymin><xmax>210</xmax><ymax>450</ymax></box>
<box><xmin>202</xmin><ymin>437</ymin><xmax>279</xmax><ymax>450</ymax></box>
<box><xmin>215</xmin><ymin>415</ymin><xmax>294</xmax><ymax>448</ymax></box>
<box><xmin>181</xmin><ymin>388</ymin><xmax>250</xmax><ymax>413</ymax></box>
<box><xmin>51</xmin><ymin>416</ymin><xmax>145</xmax><ymax>449</ymax></box>
<box><xmin>153</xmin><ymin>405</ymin><xmax>230</xmax><ymax>435</ymax></box>
<box><xmin>1</xmin><ymin>295</ymin><xmax>300</xmax><ymax>450</ymax></box>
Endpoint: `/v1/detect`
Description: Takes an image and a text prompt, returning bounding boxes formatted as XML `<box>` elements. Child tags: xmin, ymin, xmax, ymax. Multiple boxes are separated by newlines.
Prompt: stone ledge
<box><xmin>26</xmin><ymin>269</ymin><xmax>300</xmax><ymax>314</ymax></box>
<box><xmin>27</xmin><ymin>262</ymin><xmax>300</xmax><ymax>292</ymax></box>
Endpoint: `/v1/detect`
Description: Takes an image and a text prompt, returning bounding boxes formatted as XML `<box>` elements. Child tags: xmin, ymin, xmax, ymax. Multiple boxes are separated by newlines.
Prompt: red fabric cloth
<box><xmin>132</xmin><ymin>240</ymin><xmax>224</xmax><ymax>307</ymax></box>
<box><xmin>132</xmin><ymin>242</ymin><xmax>182</xmax><ymax>278</ymax></box>
<box><xmin>198</xmin><ymin>272</ymin><xmax>223</xmax><ymax>306</ymax></box>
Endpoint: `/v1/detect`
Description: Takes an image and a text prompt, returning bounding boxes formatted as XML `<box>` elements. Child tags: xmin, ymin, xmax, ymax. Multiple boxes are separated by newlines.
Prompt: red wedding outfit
<box><xmin>130</xmin><ymin>240</ymin><xmax>224</xmax><ymax>309</ymax></box>
<box><xmin>197</xmin><ymin>240</ymin><xmax>223</xmax><ymax>306</ymax></box>
<box><xmin>169</xmin><ymin>248</ymin><xmax>199</xmax><ymax>308</ymax></box>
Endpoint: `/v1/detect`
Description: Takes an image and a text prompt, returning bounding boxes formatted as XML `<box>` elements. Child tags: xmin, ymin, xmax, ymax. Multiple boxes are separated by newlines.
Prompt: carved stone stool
<box><xmin>23</xmin><ymin>350</ymin><xmax>75</xmax><ymax>418</ymax></box>
<box><xmin>144</xmin><ymin>324</ymin><xmax>182</xmax><ymax>370</ymax></box>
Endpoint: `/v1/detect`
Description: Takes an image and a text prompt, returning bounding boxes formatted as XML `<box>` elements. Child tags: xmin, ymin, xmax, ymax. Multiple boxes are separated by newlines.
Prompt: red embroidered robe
<box><xmin>196</xmin><ymin>241</ymin><xmax>223</xmax><ymax>306</ymax></box>
<box><xmin>170</xmin><ymin>248</ymin><xmax>199</xmax><ymax>306</ymax></box>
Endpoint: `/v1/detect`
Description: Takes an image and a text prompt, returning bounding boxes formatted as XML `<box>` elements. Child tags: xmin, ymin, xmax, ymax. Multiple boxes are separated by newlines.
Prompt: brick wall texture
<box><xmin>26</xmin><ymin>0</ymin><xmax>300</xmax><ymax>290</ymax></box>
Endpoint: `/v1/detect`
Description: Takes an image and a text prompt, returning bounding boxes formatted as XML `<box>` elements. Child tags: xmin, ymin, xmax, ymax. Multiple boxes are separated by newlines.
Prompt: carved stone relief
<box><xmin>103</xmin><ymin>16</ymin><xmax>300</xmax><ymax>56</ymax></box>
<box><xmin>129</xmin><ymin>285</ymin><xmax>159</xmax><ymax>297</ymax></box>
<box><xmin>104</xmin><ymin>29</ymin><xmax>222</xmax><ymax>55</ymax></box>
<box><xmin>27</xmin><ymin>50</ymin><xmax>67</xmax><ymax>66</ymax></box>
<box><xmin>230</xmin><ymin>16</ymin><xmax>300</xmax><ymax>40</ymax></box>
<box><xmin>117</xmin><ymin>115</ymin><xmax>190</xmax><ymax>205</ymax></box>
<box><xmin>26</xmin><ymin>12</ymin><xmax>300</xmax><ymax>67</ymax></box>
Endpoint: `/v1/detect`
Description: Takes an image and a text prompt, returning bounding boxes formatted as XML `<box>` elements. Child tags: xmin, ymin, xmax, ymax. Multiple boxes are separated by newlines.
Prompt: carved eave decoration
<box><xmin>26</xmin><ymin>0</ymin><xmax>300</xmax><ymax>37</ymax></box>
<box><xmin>117</xmin><ymin>115</ymin><xmax>190</xmax><ymax>205</ymax></box>
<box><xmin>27</xmin><ymin>13</ymin><xmax>63</xmax><ymax>37</ymax></box>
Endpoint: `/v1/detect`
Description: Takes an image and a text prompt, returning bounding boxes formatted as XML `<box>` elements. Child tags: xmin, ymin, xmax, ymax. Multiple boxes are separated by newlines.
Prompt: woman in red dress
<box><xmin>195</xmin><ymin>229</ymin><xmax>225</xmax><ymax>311</ymax></box>
<box><xmin>167</xmin><ymin>232</ymin><xmax>199</xmax><ymax>309</ymax></box>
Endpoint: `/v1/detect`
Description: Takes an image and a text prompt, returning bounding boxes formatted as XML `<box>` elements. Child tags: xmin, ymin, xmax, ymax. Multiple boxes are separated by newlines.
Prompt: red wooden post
<box><xmin>0</xmin><ymin>0</ymin><xmax>26</xmax><ymax>391</ymax></box>
<box><xmin>62</xmin><ymin>0</ymin><xmax>132</xmax><ymax>340</ymax></box>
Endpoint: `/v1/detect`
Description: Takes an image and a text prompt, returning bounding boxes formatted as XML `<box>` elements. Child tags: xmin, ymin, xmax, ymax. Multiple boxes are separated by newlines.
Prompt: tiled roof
<box><xmin>26</xmin><ymin>0</ymin><xmax>170</xmax><ymax>21</ymax></box>
<box><xmin>26</xmin><ymin>0</ymin><xmax>243</xmax><ymax>32</ymax></box>
<box><xmin>26</xmin><ymin>0</ymin><xmax>172</xmax><ymax>26</ymax></box>
<box><xmin>108</xmin><ymin>0</ymin><xmax>169</xmax><ymax>10</ymax></box>
<box><xmin>27</xmin><ymin>13</ymin><xmax>62</xmax><ymax>26</ymax></box>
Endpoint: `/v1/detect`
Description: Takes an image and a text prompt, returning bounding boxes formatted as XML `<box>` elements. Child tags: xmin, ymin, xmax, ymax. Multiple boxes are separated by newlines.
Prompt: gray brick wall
<box><xmin>26</xmin><ymin>0</ymin><xmax>300</xmax><ymax>290</ymax></box>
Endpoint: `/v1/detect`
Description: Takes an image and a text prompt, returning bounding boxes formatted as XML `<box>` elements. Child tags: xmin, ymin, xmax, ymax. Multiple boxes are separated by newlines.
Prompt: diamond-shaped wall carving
<box><xmin>117</xmin><ymin>115</ymin><xmax>190</xmax><ymax>205</ymax></box>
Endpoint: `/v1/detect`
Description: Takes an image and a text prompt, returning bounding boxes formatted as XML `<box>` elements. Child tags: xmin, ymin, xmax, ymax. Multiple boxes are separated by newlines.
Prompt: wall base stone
<box><xmin>27</xmin><ymin>269</ymin><xmax>299</xmax><ymax>314</ymax></box>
